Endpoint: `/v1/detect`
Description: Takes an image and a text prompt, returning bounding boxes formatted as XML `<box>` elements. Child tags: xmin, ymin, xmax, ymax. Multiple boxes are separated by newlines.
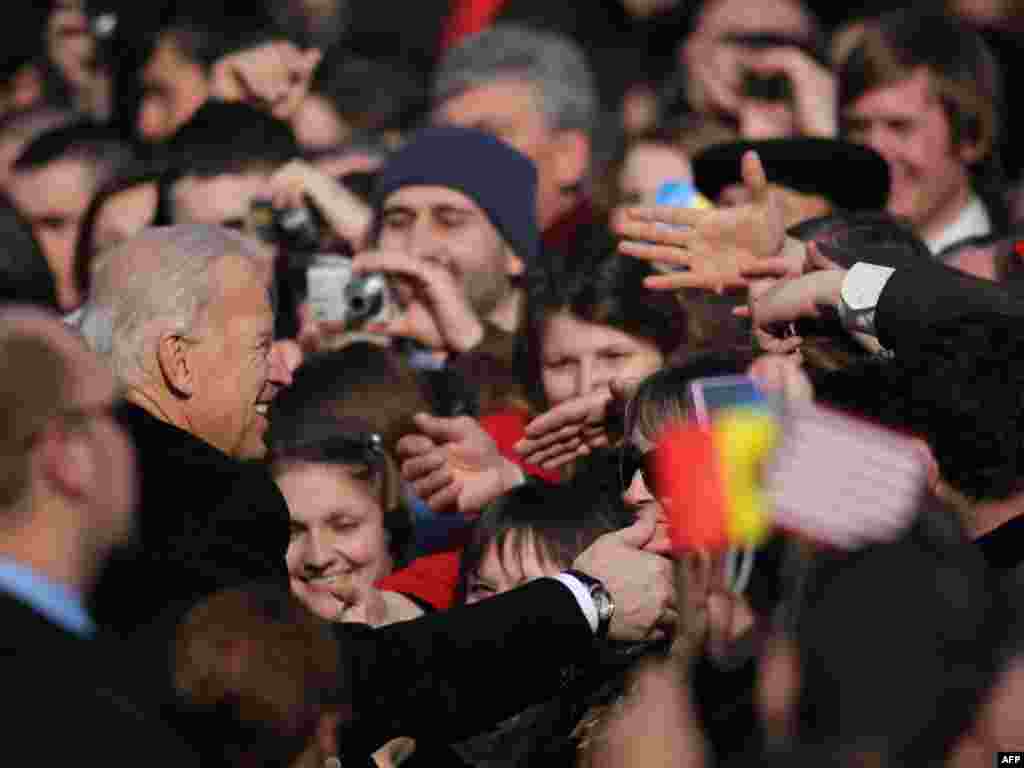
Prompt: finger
<box><xmin>522</xmin><ymin>408</ymin><xmax>589</xmax><ymax>440</ymax></box>
<box><xmin>806</xmin><ymin>241</ymin><xmax>840</xmax><ymax>271</ymax></box>
<box><xmin>615</xmin><ymin>214</ymin><xmax>701</xmax><ymax>242</ymax></box>
<box><xmin>523</xmin><ymin>391</ymin><xmax>609</xmax><ymax>438</ymax></box>
<box><xmin>738</xmin><ymin>257</ymin><xmax>794</xmax><ymax>278</ymax></box>
<box><xmin>400</xmin><ymin>451</ymin><xmax>445</xmax><ymax>482</ymax></box>
<box><xmin>353</xmin><ymin>251</ymin><xmax>423</xmax><ymax>277</ymax></box>
<box><xmin>643</xmin><ymin>272</ymin><xmax>720</xmax><ymax>292</ymax></box>
<box><xmin>539</xmin><ymin>449</ymin><xmax>586</xmax><ymax>471</ymax></box>
<box><xmin>616</xmin><ymin>502</ymin><xmax>657</xmax><ymax>549</ymax></box>
<box><xmin>741</xmin><ymin>150</ymin><xmax>769</xmax><ymax>203</ymax></box>
<box><xmin>529</xmin><ymin>437</ymin><xmax>584</xmax><ymax>466</ymax></box>
<box><xmin>618</xmin><ymin>240</ymin><xmax>693</xmax><ymax>267</ymax></box>
<box><xmin>518</xmin><ymin>424</ymin><xmax>588</xmax><ymax>455</ymax></box>
<box><xmin>426</xmin><ymin>481</ymin><xmax>462</xmax><ymax>513</ymax></box>
<box><xmin>411</xmin><ymin>468</ymin><xmax>454</xmax><ymax>499</ymax></box>
<box><xmin>396</xmin><ymin>434</ymin><xmax>436</xmax><ymax>459</ymax></box>
<box><xmin>412</xmin><ymin>412</ymin><xmax>475</xmax><ymax>443</ymax></box>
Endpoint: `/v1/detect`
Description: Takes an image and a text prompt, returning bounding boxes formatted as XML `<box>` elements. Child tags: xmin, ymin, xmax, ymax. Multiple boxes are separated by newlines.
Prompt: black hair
<box><xmin>523</xmin><ymin>224</ymin><xmax>689</xmax><ymax>408</ymax></box>
<box><xmin>455</xmin><ymin>477</ymin><xmax>632</xmax><ymax>605</ymax></box>
<box><xmin>787</xmin><ymin>211</ymin><xmax>932</xmax><ymax>269</ymax></box>
<box><xmin>157</xmin><ymin>0</ymin><xmax>289</xmax><ymax>72</ymax></box>
<box><xmin>2</xmin><ymin>5</ymin><xmax>48</xmax><ymax>82</ymax></box>
<box><xmin>74</xmin><ymin>170</ymin><xmax>161</xmax><ymax>301</ymax></box>
<box><xmin>162</xmin><ymin>101</ymin><xmax>300</xmax><ymax>180</ymax></box>
<box><xmin>310</xmin><ymin>50</ymin><xmax>428</xmax><ymax>139</ymax></box>
<box><xmin>0</xmin><ymin>193</ymin><xmax>59</xmax><ymax>309</ymax></box>
<box><xmin>12</xmin><ymin>119</ymin><xmax>137</xmax><ymax>180</ymax></box>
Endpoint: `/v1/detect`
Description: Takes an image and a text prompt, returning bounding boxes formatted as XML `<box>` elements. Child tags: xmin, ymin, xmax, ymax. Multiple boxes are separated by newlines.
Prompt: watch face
<box><xmin>593</xmin><ymin>588</ymin><xmax>613</xmax><ymax>621</ymax></box>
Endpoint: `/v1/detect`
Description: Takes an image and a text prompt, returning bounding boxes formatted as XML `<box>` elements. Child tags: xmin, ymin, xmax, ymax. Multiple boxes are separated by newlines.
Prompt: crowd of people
<box><xmin>1</xmin><ymin>0</ymin><xmax>1024</xmax><ymax>766</ymax></box>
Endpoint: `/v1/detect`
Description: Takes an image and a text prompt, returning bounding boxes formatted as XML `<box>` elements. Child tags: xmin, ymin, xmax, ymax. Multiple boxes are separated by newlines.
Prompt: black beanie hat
<box><xmin>374</xmin><ymin>126</ymin><xmax>540</xmax><ymax>266</ymax></box>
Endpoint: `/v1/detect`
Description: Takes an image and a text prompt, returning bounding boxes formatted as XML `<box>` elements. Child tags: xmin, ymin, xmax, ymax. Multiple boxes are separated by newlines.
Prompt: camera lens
<box><xmin>345</xmin><ymin>274</ymin><xmax>387</xmax><ymax>323</ymax></box>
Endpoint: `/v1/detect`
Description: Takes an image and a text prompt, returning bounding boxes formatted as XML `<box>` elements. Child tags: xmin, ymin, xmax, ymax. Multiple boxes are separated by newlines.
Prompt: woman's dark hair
<box><xmin>523</xmin><ymin>224</ymin><xmax>689</xmax><ymax>408</ymax></box>
<box><xmin>0</xmin><ymin>192</ymin><xmax>58</xmax><ymax>309</ymax></box>
<box><xmin>268</xmin><ymin>351</ymin><xmax>423</xmax><ymax>568</ymax></box>
<box><xmin>623</xmin><ymin>352</ymin><xmax>752</xmax><ymax>447</ymax></box>
<box><xmin>455</xmin><ymin>477</ymin><xmax>632</xmax><ymax>605</ymax></box>
<box><xmin>75</xmin><ymin>170</ymin><xmax>160</xmax><ymax>300</ymax></box>
<box><xmin>173</xmin><ymin>584</ymin><xmax>344</xmax><ymax>768</ymax></box>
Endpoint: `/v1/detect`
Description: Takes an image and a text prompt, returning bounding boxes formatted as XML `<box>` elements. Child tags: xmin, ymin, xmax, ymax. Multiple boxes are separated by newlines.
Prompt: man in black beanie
<box><xmin>353</xmin><ymin>124</ymin><xmax>540</xmax><ymax>413</ymax></box>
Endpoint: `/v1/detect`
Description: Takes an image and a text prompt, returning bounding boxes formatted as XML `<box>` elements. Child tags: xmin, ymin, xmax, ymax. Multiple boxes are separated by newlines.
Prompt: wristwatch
<box><xmin>565</xmin><ymin>570</ymin><xmax>615</xmax><ymax>639</ymax></box>
<box><xmin>838</xmin><ymin>262</ymin><xmax>895</xmax><ymax>334</ymax></box>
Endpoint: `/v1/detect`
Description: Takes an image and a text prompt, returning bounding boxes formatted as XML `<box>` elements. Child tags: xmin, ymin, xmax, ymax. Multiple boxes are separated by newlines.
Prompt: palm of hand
<box><xmin>697</xmin><ymin>187</ymin><xmax>785</xmax><ymax>266</ymax></box>
<box><xmin>445</xmin><ymin>432</ymin><xmax>507</xmax><ymax>513</ymax></box>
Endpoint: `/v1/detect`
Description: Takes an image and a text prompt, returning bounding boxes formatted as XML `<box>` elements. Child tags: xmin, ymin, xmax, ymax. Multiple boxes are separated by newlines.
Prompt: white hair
<box><xmin>79</xmin><ymin>224</ymin><xmax>269</xmax><ymax>386</ymax></box>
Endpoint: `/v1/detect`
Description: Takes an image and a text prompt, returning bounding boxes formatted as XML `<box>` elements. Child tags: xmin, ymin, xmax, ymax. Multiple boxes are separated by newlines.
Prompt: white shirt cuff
<box><xmin>838</xmin><ymin>262</ymin><xmax>896</xmax><ymax>336</ymax></box>
<box><xmin>553</xmin><ymin>573</ymin><xmax>598</xmax><ymax>634</ymax></box>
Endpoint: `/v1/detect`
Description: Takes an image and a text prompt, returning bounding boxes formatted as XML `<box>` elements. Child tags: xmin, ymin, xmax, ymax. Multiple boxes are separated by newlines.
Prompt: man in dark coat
<box><xmin>79</xmin><ymin>223</ymin><xmax>679</xmax><ymax>762</ymax></box>
<box><xmin>0</xmin><ymin>305</ymin><xmax>199</xmax><ymax>766</ymax></box>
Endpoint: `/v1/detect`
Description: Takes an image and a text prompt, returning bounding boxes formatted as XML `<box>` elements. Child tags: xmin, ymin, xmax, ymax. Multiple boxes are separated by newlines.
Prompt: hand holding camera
<box><xmin>352</xmin><ymin>250</ymin><xmax>486</xmax><ymax>355</ymax></box>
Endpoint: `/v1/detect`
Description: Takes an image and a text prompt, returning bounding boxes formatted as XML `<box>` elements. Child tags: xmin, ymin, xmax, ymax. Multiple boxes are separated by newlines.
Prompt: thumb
<box><xmin>618</xmin><ymin>502</ymin><xmax>658</xmax><ymax>549</ymax></box>
<box><xmin>329</xmin><ymin>572</ymin><xmax>362</xmax><ymax>607</ymax></box>
<box><xmin>413</xmin><ymin>412</ymin><xmax>471</xmax><ymax>443</ymax></box>
<box><xmin>741</xmin><ymin>150</ymin><xmax>769</xmax><ymax>202</ymax></box>
<box><xmin>806</xmin><ymin>241</ymin><xmax>840</xmax><ymax>272</ymax></box>
<box><xmin>610</xmin><ymin>376</ymin><xmax>641</xmax><ymax>405</ymax></box>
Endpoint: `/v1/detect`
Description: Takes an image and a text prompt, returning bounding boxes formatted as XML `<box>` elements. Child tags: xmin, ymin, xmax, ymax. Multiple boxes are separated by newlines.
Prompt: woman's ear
<box><xmin>157</xmin><ymin>333</ymin><xmax>195</xmax><ymax>397</ymax></box>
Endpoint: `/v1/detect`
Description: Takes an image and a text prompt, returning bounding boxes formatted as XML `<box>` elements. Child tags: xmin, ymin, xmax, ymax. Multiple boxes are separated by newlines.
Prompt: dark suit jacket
<box><xmin>337</xmin><ymin>577</ymin><xmax>595</xmax><ymax>762</ymax></box>
<box><xmin>875</xmin><ymin>261</ymin><xmax>1024</xmax><ymax>569</ymax></box>
<box><xmin>0</xmin><ymin>590</ymin><xmax>199</xmax><ymax>766</ymax></box>
<box><xmin>87</xmin><ymin>406</ymin><xmax>596</xmax><ymax>760</ymax></box>
<box><xmin>89</xmin><ymin>403</ymin><xmax>290</xmax><ymax>636</ymax></box>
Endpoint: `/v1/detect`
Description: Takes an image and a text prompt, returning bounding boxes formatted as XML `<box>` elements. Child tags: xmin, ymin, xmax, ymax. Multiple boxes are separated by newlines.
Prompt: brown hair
<box><xmin>0</xmin><ymin>330</ymin><xmax>69</xmax><ymax>508</ymax></box>
<box><xmin>838</xmin><ymin>10</ymin><xmax>1001</xmax><ymax>164</ymax></box>
<box><xmin>173</xmin><ymin>586</ymin><xmax>344</xmax><ymax>768</ymax></box>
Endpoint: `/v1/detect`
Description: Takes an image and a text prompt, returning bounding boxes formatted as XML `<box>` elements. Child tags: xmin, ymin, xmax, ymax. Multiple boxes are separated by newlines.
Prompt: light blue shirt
<box><xmin>0</xmin><ymin>557</ymin><xmax>95</xmax><ymax>637</ymax></box>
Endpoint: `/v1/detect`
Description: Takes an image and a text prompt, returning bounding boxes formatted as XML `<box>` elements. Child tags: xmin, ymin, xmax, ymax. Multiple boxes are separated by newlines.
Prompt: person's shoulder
<box><xmin>976</xmin><ymin>513</ymin><xmax>1024</xmax><ymax>570</ymax></box>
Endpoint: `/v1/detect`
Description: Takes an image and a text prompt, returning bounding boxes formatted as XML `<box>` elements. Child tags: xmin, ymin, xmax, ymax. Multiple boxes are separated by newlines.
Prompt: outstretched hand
<box><xmin>614</xmin><ymin>151</ymin><xmax>786</xmax><ymax>294</ymax></box>
<box><xmin>397</xmin><ymin>413</ymin><xmax>524</xmax><ymax>515</ymax></box>
<box><xmin>515</xmin><ymin>378</ymin><xmax>640</xmax><ymax>470</ymax></box>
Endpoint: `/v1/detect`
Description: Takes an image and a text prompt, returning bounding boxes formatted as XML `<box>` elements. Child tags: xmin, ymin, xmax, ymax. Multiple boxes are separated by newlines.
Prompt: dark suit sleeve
<box><xmin>338</xmin><ymin>577</ymin><xmax>593</xmax><ymax>758</ymax></box>
<box><xmin>875</xmin><ymin>260</ymin><xmax>1024</xmax><ymax>353</ymax></box>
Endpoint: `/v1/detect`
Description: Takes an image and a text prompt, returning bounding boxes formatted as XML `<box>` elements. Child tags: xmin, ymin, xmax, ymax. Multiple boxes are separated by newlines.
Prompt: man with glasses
<box><xmin>0</xmin><ymin>304</ymin><xmax>198</xmax><ymax>765</ymax></box>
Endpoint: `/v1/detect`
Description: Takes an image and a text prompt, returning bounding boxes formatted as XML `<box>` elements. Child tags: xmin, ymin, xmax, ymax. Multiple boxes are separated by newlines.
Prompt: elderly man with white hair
<box><xmin>78</xmin><ymin>224</ymin><xmax>681</xmax><ymax>767</ymax></box>
<box><xmin>81</xmin><ymin>224</ymin><xmax>294</xmax><ymax>635</ymax></box>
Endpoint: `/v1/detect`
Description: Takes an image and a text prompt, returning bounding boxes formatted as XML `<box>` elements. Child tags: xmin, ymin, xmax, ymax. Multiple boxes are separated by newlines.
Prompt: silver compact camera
<box><xmin>305</xmin><ymin>254</ymin><xmax>394</xmax><ymax>330</ymax></box>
